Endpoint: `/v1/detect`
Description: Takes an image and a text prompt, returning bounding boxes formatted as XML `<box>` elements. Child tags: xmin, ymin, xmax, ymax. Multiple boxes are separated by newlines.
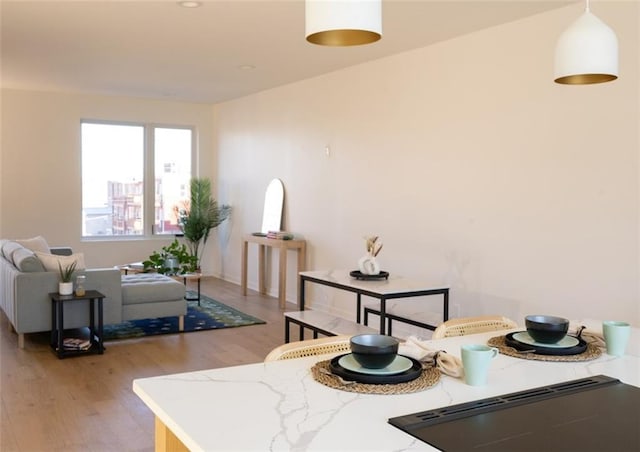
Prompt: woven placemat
<box><xmin>311</xmin><ymin>359</ymin><xmax>440</xmax><ymax>394</ymax></box>
<box><xmin>488</xmin><ymin>335</ymin><xmax>602</xmax><ymax>362</ymax></box>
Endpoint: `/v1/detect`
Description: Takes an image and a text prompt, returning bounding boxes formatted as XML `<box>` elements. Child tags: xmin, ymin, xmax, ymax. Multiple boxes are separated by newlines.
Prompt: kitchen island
<box><xmin>133</xmin><ymin>320</ymin><xmax>639</xmax><ymax>451</ymax></box>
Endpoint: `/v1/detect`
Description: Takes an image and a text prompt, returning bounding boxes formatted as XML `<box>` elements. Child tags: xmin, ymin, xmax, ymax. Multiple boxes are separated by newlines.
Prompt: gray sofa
<box><xmin>0</xmin><ymin>238</ymin><xmax>186</xmax><ymax>348</ymax></box>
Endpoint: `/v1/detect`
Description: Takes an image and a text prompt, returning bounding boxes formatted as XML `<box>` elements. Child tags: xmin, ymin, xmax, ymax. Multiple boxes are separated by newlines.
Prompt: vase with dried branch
<box><xmin>358</xmin><ymin>235</ymin><xmax>383</xmax><ymax>275</ymax></box>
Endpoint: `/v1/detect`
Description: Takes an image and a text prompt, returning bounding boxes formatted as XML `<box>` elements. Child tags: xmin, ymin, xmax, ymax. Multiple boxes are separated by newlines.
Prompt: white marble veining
<box><xmin>133</xmin><ymin>325</ymin><xmax>639</xmax><ymax>452</ymax></box>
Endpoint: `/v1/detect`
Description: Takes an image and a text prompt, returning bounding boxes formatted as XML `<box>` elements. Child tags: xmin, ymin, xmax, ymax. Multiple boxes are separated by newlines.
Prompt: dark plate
<box><xmin>350</xmin><ymin>270</ymin><xmax>390</xmax><ymax>280</ymax></box>
<box><xmin>329</xmin><ymin>354</ymin><xmax>423</xmax><ymax>384</ymax></box>
<box><xmin>504</xmin><ymin>331</ymin><xmax>588</xmax><ymax>356</ymax></box>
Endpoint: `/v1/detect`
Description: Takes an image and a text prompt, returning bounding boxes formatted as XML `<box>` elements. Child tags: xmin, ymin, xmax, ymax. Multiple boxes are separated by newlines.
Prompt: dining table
<box><xmin>133</xmin><ymin>319</ymin><xmax>639</xmax><ymax>451</ymax></box>
<box><xmin>299</xmin><ymin>269</ymin><xmax>449</xmax><ymax>335</ymax></box>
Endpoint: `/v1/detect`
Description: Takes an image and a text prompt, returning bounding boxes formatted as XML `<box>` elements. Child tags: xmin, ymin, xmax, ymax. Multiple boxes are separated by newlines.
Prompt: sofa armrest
<box><xmin>82</xmin><ymin>268</ymin><xmax>124</xmax><ymax>324</ymax></box>
<box><xmin>50</xmin><ymin>247</ymin><xmax>73</xmax><ymax>256</ymax></box>
<box><xmin>13</xmin><ymin>268</ymin><xmax>123</xmax><ymax>334</ymax></box>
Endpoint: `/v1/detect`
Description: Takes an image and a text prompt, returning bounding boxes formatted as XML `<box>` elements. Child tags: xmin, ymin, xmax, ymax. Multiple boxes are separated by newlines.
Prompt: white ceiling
<box><xmin>1</xmin><ymin>0</ymin><xmax>571</xmax><ymax>104</ymax></box>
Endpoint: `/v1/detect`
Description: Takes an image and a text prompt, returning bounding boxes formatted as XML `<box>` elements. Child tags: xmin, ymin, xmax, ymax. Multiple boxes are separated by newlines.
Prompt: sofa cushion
<box><xmin>121</xmin><ymin>273</ymin><xmax>184</xmax><ymax>305</ymax></box>
<box><xmin>1</xmin><ymin>241</ymin><xmax>24</xmax><ymax>261</ymax></box>
<box><xmin>12</xmin><ymin>248</ymin><xmax>46</xmax><ymax>272</ymax></box>
<box><xmin>34</xmin><ymin>251</ymin><xmax>86</xmax><ymax>272</ymax></box>
<box><xmin>15</xmin><ymin>236</ymin><xmax>50</xmax><ymax>254</ymax></box>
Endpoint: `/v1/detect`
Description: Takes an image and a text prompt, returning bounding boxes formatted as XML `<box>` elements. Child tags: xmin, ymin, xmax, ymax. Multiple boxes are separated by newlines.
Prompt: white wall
<box><xmin>0</xmin><ymin>90</ymin><xmax>218</xmax><ymax>272</ymax></box>
<box><xmin>213</xmin><ymin>3</ymin><xmax>639</xmax><ymax>330</ymax></box>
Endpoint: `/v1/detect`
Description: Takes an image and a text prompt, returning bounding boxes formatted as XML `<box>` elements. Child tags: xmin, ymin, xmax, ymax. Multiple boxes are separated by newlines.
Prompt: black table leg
<box><xmin>97</xmin><ymin>298</ymin><xmax>104</xmax><ymax>353</ymax></box>
<box><xmin>299</xmin><ymin>276</ymin><xmax>306</xmax><ymax>311</ymax></box>
<box><xmin>356</xmin><ymin>294</ymin><xmax>362</xmax><ymax>323</ymax></box>
<box><xmin>57</xmin><ymin>300</ymin><xmax>64</xmax><ymax>357</ymax></box>
<box><xmin>380</xmin><ymin>299</ymin><xmax>386</xmax><ymax>335</ymax></box>
<box><xmin>89</xmin><ymin>297</ymin><xmax>95</xmax><ymax>341</ymax></box>
<box><xmin>51</xmin><ymin>298</ymin><xmax>56</xmax><ymax>349</ymax></box>
<box><xmin>197</xmin><ymin>278</ymin><xmax>201</xmax><ymax>306</ymax></box>
<box><xmin>443</xmin><ymin>290</ymin><xmax>449</xmax><ymax>321</ymax></box>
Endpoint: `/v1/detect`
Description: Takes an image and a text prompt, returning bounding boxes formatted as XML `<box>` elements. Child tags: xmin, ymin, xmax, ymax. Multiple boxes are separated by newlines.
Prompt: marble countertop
<box><xmin>133</xmin><ymin>323</ymin><xmax>639</xmax><ymax>451</ymax></box>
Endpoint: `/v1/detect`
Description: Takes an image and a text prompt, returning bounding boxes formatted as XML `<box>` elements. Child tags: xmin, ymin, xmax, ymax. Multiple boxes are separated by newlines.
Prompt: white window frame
<box><xmin>81</xmin><ymin>119</ymin><xmax>196</xmax><ymax>240</ymax></box>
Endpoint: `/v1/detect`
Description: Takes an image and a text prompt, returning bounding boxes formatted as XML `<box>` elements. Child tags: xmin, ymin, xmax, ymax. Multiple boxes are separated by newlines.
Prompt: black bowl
<box><xmin>525</xmin><ymin>315</ymin><xmax>569</xmax><ymax>344</ymax></box>
<box><xmin>350</xmin><ymin>334</ymin><xmax>399</xmax><ymax>369</ymax></box>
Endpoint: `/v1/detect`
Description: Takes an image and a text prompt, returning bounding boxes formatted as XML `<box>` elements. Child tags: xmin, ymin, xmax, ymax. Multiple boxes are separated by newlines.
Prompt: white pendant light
<box><xmin>554</xmin><ymin>0</ymin><xmax>618</xmax><ymax>85</ymax></box>
<box><xmin>305</xmin><ymin>0</ymin><xmax>382</xmax><ymax>46</ymax></box>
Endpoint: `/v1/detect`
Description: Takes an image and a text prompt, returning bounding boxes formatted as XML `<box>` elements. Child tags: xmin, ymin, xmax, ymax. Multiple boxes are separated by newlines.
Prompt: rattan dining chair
<box><xmin>431</xmin><ymin>315</ymin><xmax>518</xmax><ymax>339</ymax></box>
<box><xmin>264</xmin><ymin>335</ymin><xmax>353</xmax><ymax>362</ymax></box>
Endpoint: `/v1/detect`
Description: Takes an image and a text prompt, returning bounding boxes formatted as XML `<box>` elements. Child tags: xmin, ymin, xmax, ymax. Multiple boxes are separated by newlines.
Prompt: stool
<box><xmin>284</xmin><ymin>310</ymin><xmax>377</xmax><ymax>343</ymax></box>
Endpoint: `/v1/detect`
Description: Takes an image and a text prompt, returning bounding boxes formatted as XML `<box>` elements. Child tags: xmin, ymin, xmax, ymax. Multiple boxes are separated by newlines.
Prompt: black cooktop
<box><xmin>389</xmin><ymin>375</ymin><xmax>640</xmax><ymax>451</ymax></box>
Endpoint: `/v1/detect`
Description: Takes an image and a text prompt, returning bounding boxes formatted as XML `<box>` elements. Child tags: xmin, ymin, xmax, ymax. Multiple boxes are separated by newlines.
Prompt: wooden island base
<box><xmin>155</xmin><ymin>417</ymin><xmax>188</xmax><ymax>452</ymax></box>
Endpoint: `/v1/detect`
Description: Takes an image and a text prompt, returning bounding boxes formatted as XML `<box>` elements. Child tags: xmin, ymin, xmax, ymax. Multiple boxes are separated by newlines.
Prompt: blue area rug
<box><xmin>103</xmin><ymin>291</ymin><xmax>265</xmax><ymax>340</ymax></box>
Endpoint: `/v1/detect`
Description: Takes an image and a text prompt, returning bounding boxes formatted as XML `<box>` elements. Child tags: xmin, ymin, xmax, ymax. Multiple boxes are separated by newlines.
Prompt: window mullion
<box><xmin>144</xmin><ymin>126</ymin><xmax>156</xmax><ymax>236</ymax></box>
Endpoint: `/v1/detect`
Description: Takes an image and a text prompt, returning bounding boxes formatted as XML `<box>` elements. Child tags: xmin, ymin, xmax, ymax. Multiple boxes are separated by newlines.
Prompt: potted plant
<box><xmin>142</xmin><ymin>239</ymin><xmax>198</xmax><ymax>275</ymax></box>
<box><xmin>58</xmin><ymin>261</ymin><xmax>77</xmax><ymax>295</ymax></box>
<box><xmin>174</xmin><ymin>178</ymin><xmax>231</xmax><ymax>271</ymax></box>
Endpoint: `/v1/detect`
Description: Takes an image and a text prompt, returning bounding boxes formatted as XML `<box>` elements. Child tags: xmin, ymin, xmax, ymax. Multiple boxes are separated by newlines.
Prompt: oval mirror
<box><xmin>261</xmin><ymin>179</ymin><xmax>284</xmax><ymax>233</ymax></box>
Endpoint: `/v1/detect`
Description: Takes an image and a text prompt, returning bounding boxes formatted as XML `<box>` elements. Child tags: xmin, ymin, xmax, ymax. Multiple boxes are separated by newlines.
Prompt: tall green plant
<box><xmin>175</xmin><ymin>178</ymin><xmax>231</xmax><ymax>270</ymax></box>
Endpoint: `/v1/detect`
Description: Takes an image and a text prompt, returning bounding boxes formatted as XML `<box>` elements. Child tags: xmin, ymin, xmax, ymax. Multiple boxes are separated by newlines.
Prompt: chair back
<box><xmin>264</xmin><ymin>335</ymin><xmax>352</xmax><ymax>362</ymax></box>
<box><xmin>432</xmin><ymin>315</ymin><xmax>517</xmax><ymax>339</ymax></box>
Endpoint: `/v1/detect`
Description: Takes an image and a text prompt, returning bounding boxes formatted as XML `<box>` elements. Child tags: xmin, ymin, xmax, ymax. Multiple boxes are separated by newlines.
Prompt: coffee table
<box><xmin>173</xmin><ymin>273</ymin><xmax>202</xmax><ymax>306</ymax></box>
<box><xmin>115</xmin><ymin>262</ymin><xmax>145</xmax><ymax>275</ymax></box>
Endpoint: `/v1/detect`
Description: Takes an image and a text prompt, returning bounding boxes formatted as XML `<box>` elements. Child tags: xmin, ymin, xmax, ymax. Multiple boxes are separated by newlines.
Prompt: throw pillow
<box><xmin>15</xmin><ymin>236</ymin><xmax>50</xmax><ymax>254</ymax></box>
<box><xmin>1</xmin><ymin>241</ymin><xmax>24</xmax><ymax>261</ymax></box>
<box><xmin>34</xmin><ymin>251</ymin><xmax>86</xmax><ymax>272</ymax></box>
<box><xmin>12</xmin><ymin>248</ymin><xmax>46</xmax><ymax>272</ymax></box>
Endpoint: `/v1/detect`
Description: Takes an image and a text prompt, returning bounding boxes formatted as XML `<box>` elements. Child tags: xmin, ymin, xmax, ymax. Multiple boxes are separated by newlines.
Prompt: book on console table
<box><xmin>266</xmin><ymin>231</ymin><xmax>294</xmax><ymax>240</ymax></box>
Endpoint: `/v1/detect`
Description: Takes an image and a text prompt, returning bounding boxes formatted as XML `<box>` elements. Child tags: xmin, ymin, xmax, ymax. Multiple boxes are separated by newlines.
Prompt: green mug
<box><xmin>602</xmin><ymin>321</ymin><xmax>631</xmax><ymax>356</ymax></box>
<box><xmin>461</xmin><ymin>344</ymin><xmax>499</xmax><ymax>386</ymax></box>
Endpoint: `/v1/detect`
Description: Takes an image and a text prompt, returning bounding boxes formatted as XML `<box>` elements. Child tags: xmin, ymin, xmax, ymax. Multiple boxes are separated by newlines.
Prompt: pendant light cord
<box><xmin>585</xmin><ymin>0</ymin><xmax>590</xmax><ymax>12</ymax></box>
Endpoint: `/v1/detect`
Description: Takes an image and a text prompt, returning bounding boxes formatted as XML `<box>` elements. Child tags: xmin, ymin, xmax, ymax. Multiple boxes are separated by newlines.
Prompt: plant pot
<box><xmin>164</xmin><ymin>257</ymin><xmax>179</xmax><ymax>276</ymax></box>
<box><xmin>59</xmin><ymin>282</ymin><xmax>73</xmax><ymax>295</ymax></box>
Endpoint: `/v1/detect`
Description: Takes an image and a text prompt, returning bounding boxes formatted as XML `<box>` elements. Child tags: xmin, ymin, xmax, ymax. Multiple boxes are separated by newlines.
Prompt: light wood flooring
<box><xmin>0</xmin><ymin>277</ymin><xmax>290</xmax><ymax>452</ymax></box>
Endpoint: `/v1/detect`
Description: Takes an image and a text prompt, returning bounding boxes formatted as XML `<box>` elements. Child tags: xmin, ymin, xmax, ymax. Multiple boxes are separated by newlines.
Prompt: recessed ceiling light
<box><xmin>178</xmin><ymin>1</ymin><xmax>202</xmax><ymax>8</ymax></box>
<box><xmin>238</xmin><ymin>65</ymin><xmax>256</xmax><ymax>71</ymax></box>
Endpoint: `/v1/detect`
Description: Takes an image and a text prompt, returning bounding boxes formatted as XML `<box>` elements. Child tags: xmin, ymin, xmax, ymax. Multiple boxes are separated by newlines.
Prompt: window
<box><xmin>81</xmin><ymin>121</ymin><xmax>193</xmax><ymax>238</ymax></box>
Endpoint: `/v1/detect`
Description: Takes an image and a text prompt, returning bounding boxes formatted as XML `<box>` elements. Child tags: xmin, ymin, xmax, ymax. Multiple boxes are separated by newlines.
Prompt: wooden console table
<box><xmin>241</xmin><ymin>234</ymin><xmax>306</xmax><ymax>309</ymax></box>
